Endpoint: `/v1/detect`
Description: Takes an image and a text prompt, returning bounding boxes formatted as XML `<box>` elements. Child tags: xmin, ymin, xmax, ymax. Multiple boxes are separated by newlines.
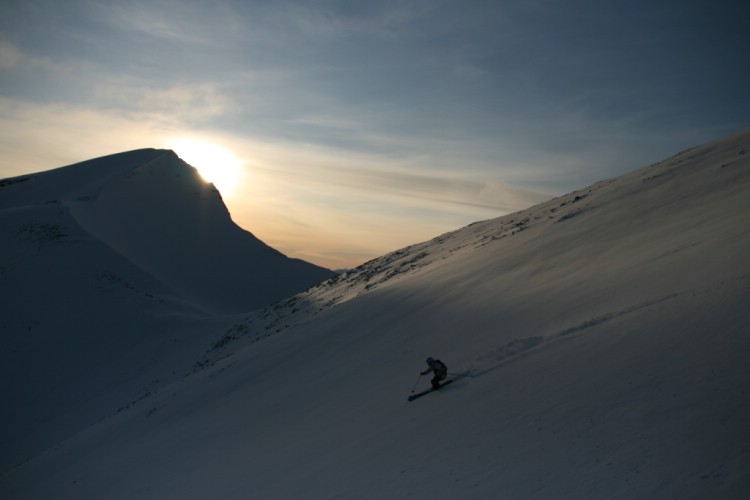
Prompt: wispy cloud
<box><xmin>273</xmin><ymin>1</ymin><xmax>435</xmax><ymax>40</ymax></box>
<box><xmin>0</xmin><ymin>40</ymin><xmax>23</xmax><ymax>69</ymax></box>
<box><xmin>93</xmin><ymin>1</ymin><xmax>227</xmax><ymax>47</ymax></box>
<box><xmin>0</xmin><ymin>40</ymin><xmax>85</xmax><ymax>74</ymax></box>
<box><xmin>0</xmin><ymin>98</ymin><xmax>172</xmax><ymax>174</ymax></box>
<box><xmin>92</xmin><ymin>80</ymin><xmax>231</xmax><ymax>122</ymax></box>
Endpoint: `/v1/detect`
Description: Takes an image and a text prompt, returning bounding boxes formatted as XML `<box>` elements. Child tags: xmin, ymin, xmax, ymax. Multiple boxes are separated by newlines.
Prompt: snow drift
<box><xmin>2</xmin><ymin>131</ymin><xmax>749</xmax><ymax>499</ymax></box>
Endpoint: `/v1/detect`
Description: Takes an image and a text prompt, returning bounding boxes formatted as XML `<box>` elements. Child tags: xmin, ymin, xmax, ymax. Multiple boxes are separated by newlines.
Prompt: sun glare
<box><xmin>169</xmin><ymin>138</ymin><xmax>243</xmax><ymax>197</ymax></box>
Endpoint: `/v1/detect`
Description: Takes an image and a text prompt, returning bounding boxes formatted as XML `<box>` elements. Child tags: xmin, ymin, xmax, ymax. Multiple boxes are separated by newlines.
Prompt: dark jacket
<box><xmin>421</xmin><ymin>358</ymin><xmax>447</xmax><ymax>377</ymax></box>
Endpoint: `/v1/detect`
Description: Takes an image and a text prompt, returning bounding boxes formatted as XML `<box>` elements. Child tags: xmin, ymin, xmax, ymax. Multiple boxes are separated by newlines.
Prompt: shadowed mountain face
<box><xmin>1</xmin><ymin>131</ymin><xmax>749</xmax><ymax>498</ymax></box>
<box><xmin>3</xmin><ymin>148</ymin><xmax>334</xmax><ymax>314</ymax></box>
<box><xmin>0</xmin><ymin>148</ymin><xmax>334</xmax><ymax>471</ymax></box>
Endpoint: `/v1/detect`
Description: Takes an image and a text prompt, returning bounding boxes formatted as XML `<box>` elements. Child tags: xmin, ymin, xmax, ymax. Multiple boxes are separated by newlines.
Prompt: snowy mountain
<box><xmin>2</xmin><ymin>148</ymin><xmax>334</xmax><ymax>314</ymax></box>
<box><xmin>0</xmin><ymin>149</ymin><xmax>333</xmax><ymax>473</ymax></box>
<box><xmin>2</xmin><ymin>131</ymin><xmax>749</xmax><ymax>499</ymax></box>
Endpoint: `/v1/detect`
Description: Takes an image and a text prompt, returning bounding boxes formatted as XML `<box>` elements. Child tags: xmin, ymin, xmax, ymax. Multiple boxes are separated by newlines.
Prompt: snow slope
<box><xmin>0</xmin><ymin>149</ymin><xmax>332</xmax><ymax>473</ymax></box>
<box><xmin>2</xmin><ymin>131</ymin><xmax>749</xmax><ymax>499</ymax></box>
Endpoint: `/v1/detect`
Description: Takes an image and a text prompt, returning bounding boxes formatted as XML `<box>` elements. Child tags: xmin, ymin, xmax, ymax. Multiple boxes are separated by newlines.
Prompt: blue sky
<box><xmin>1</xmin><ymin>0</ymin><xmax>748</xmax><ymax>268</ymax></box>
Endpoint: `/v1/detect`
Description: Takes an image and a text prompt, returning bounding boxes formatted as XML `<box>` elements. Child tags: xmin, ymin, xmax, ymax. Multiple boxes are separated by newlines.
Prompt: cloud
<box><xmin>0</xmin><ymin>97</ymin><xmax>176</xmax><ymax>174</ymax></box>
<box><xmin>0</xmin><ymin>40</ymin><xmax>82</xmax><ymax>74</ymax></box>
<box><xmin>316</xmin><ymin>165</ymin><xmax>549</xmax><ymax>214</ymax></box>
<box><xmin>94</xmin><ymin>1</ymin><xmax>224</xmax><ymax>46</ymax></box>
<box><xmin>0</xmin><ymin>41</ymin><xmax>22</xmax><ymax>69</ymax></box>
<box><xmin>93</xmin><ymin>81</ymin><xmax>231</xmax><ymax>122</ymax></box>
<box><xmin>230</xmin><ymin>134</ymin><xmax>550</xmax><ymax>221</ymax></box>
<box><xmin>238</xmin><ymin>1</ymin><xmax>435</xmax><ymax>41</ymax></box>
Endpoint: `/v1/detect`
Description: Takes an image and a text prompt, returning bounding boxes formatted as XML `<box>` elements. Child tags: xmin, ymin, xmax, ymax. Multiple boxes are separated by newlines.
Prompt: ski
<box><xmin>407</xmin><ymin>379</ymin><xmax>454</xmax><ymax>401</ymax></box>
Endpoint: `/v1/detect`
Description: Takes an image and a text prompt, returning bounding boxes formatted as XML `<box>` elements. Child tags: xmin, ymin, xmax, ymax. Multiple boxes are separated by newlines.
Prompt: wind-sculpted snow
<box><xmin>2</xmin><ymin>131</ymin><xmax>750</xmax><ymax>499</ymax></box>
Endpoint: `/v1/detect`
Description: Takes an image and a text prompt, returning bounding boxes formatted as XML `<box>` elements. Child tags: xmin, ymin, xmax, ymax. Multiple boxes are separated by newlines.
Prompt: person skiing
<box><xmin>421</xmin><ymin>357</ymin><xmax>448</xmax><ymax>389</ymax></box>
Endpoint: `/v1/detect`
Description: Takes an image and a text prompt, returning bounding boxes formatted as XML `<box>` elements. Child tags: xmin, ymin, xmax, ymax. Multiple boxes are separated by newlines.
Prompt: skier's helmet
<box><xmin>426</xmin><ymin>357</ymin><xmax>434</xmax><ymax>365</ymax></box>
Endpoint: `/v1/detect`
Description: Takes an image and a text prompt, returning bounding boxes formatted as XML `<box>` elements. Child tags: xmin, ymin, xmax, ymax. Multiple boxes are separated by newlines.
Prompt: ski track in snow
<box><xmin>467</xmin><ymin>292</ymin><xmax>683</xmax><ymax>378</ymax></box>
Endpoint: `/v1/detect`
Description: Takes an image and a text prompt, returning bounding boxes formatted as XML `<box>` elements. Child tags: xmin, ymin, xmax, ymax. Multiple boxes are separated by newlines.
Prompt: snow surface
<box><xmin>0</xmin><ymin>149</ymin><xmax>332</xmax><ymax>475</ymax></box>
<box><xmin>2</xmin><ymin>132</ymin><xmax>749</xmax><ymax>499</ymax></box>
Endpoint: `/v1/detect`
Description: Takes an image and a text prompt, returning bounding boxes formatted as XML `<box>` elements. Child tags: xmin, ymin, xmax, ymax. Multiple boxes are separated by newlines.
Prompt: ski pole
<box><xmin>411</xmin><ymin>373</ymin><xmax>423</xmax><ymax>393</ymax></box>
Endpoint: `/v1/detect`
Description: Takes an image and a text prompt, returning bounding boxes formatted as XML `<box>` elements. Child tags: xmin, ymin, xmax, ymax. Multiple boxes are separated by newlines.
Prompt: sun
<box><xmin>168</xmin><ymin>138</ymin><xmax>243</xmax><ymax>197</ymax></box>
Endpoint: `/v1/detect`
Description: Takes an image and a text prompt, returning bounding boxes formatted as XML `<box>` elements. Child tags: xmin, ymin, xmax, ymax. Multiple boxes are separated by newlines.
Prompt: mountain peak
<box><xmin>3</xmin><ymin>148</ymin><xmax>334</xmax><ymax>314</ymax></box>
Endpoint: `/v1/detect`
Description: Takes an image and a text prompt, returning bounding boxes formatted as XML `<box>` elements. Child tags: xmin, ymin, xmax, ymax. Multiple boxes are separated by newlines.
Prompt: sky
<box><xmin>1</xmin><ymin>0</ymin><xmax>748</xmax><ymax>269</ymax></box>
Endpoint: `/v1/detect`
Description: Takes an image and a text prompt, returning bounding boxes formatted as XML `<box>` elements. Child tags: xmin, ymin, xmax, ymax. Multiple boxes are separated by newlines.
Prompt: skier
<box><xmin>421</xmin><ymin>357</ymin><xmax>448</xmax><ymax>389</ymax></box>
